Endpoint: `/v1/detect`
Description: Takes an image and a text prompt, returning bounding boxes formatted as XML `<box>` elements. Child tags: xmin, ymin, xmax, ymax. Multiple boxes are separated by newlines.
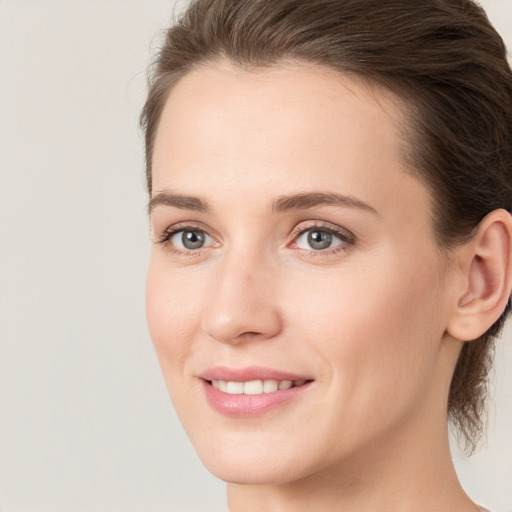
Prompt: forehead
<box><xmin>154</xmin><ymin>61</ymin><xmax>406</xmax><ymax>166</ymax></box>
<box><xmin>151</xmin><ymin>60</ymin><xmax>430</xmax><ymax>227</ymax></box>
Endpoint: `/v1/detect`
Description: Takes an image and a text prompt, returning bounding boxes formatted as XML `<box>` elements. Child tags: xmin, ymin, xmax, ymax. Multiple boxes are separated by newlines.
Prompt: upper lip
<box><xmin>199</xmin><ymin>366</ymin><xmax>312</xmax><ymax>382</ymax></box>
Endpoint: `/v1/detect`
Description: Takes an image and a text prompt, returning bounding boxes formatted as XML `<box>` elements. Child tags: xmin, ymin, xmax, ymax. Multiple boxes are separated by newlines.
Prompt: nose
<box><xmin>201</xmin><ymin>251</ymin><xmax>283</xmax><ymax>345</ymax></box>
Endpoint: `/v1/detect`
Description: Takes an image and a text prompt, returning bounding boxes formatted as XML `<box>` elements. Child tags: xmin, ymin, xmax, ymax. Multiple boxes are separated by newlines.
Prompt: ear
<box><xmin>446</xmin><ymin>209</ymin><xmax>512</xmax><ymax>341</ymax></box>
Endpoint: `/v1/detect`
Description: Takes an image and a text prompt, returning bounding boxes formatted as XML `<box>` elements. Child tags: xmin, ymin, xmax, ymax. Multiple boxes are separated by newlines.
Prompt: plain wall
<box><xmin>0</xmin><ymin>1</ymin><xmax>510</xmax><ymax>511</ymax></box>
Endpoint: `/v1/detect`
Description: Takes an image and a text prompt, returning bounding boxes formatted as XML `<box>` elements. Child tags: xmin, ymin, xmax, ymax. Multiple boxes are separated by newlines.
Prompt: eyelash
<box><xmin>155</xmin><ymin>222</ymin><xmax>215</xmax><ymax>257</ymax></box>
<box><xmin>154</xmin><ymin>221</ymin><xmax>356</xmax><ymax>257</ymax></box>
<box><xmin>289</xmin><ymin>222</ymin><xmax>355</xmax><ymax>256</ymax></box>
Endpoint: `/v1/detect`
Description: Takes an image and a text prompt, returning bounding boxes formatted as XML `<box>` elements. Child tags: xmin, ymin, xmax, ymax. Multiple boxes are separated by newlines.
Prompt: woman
<box><xmin>142</xmin><ymin>1</ymin><xmax>512</xmax><ymax>510</ymax></box>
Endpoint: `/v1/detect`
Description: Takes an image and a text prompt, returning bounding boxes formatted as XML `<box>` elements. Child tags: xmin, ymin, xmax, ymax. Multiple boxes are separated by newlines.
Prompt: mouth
<box><xmin>199</xmin><ymin>367</ymin><xmax>314</xmax><ymax>417</ymax></box>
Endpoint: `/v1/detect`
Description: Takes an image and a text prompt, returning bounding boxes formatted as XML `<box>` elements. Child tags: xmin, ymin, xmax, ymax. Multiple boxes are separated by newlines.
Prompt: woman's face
<box><xmin>147</xmin><ymin>62</ymin><xmax>459</xmax><ymax>484</ymax></box>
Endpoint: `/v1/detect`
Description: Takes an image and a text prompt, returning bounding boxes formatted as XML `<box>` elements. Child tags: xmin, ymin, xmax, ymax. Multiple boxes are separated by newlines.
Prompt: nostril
<box><xmin>239</xmin><ymin>331</ymin><xmax>264</xmax><ymax>338</ymax></box>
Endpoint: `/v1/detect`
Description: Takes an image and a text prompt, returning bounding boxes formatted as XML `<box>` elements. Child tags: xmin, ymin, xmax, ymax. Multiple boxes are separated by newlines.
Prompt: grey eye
<box><xmin>296</xmin><ymin>229</ymin><xmax>342</xmax><ymax>251</ymax></box>
<box><xmin>171</xmin><ymin>230</ymin><xmax>211</xmax><ymax>250</ymax></box>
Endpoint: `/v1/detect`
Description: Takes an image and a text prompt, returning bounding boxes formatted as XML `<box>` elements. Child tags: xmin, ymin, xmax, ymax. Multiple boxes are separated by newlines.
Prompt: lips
<box><xmin>199</xmin><ymin>366</ymin><xmax>313</xmax><ymax>417</ymax></box>
<box><xmin>200</xmin><ymin>365</ymin><xmax>311</xmax><ymax>382</ymax></box>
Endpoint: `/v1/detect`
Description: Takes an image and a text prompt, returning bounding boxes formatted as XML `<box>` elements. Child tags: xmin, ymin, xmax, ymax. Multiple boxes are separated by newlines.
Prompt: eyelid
<box><xmin>154</xmin><ymin>221</ymin><xmax>218</xmax><ymax>247</ymax></box>
<box><xmin>287</xmin><ymin>220</ymin><xmax>356</xmax><ymax>254</ymax></box>
<box><xmin>289</xmin><ymin>220</ymin><xmax>356</xmax><ymax>244</ymax></box>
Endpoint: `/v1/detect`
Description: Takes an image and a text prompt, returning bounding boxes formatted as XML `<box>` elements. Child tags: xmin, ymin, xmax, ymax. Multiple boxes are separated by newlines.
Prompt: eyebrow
<box><xmin>148</xmin><ymin>192</ymin><xmax>209</xmax><ymax>214</ymax></box>
<box><xmin>271</xmin><ymin>192</ymin><xmax>379</xmax><ymax>215</ymax></box>
<box><xmin>148</xmin><ymin>190</ymin><xmax>378</xmax><ymax>216</ymax></box>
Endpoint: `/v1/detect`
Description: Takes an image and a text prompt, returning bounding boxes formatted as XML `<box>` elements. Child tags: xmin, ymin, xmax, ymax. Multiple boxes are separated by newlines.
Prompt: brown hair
<box><xmin>141</xmin><ymin>0</ymin><xmax>512</xmax><ymax>452</ymax></box>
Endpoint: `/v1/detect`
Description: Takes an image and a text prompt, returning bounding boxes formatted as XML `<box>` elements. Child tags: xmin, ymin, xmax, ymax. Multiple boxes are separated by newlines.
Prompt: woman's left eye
<box><xmin>294</xmin><ymin>226</ymin><xmax>352</xmax><ymax>252</ymax></box>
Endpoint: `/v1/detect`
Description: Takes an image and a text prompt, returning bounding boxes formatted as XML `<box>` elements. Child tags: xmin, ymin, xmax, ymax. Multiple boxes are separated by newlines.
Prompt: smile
<box><xmin>210</xmin><ymin>379</ymin><xmax>307</xmax><ymax>395</ymax></box>
<box><xmin>200</xmin><ymin>369</ymin><xmax>313</xmax><ymax>417</ymax></box>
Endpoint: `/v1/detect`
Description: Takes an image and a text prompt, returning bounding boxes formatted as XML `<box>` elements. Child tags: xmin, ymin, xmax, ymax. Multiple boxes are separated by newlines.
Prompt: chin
<box><xmin>205</xmin><ymin>459</ymin><xmax>305</xmax><ymax>486</ymax></box>
<box><xmin>194</xmin><ymin>440</ymin><xmax>314</xmax><ymax>485</ymax></box>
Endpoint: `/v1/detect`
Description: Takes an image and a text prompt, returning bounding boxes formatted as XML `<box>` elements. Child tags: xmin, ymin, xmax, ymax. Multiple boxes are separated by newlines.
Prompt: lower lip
<box><xmin>201</xmin><ymin>380</ymin><xmax>312</xmax><ymax>417</ymax></box>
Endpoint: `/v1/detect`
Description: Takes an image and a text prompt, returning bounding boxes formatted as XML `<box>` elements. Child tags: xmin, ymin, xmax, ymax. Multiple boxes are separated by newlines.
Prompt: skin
<box><xmin>146</xmin><ymin>61</ymin><xmax>507</xmax><ymax>511</ymax></box>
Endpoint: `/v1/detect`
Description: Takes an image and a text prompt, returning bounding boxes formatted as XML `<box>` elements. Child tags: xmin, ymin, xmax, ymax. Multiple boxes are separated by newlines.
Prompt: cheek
<box><xmin>145</xmin><ymin>257</ymin><xmax>206</xmax><ymax>378</ymax></box>
<box><xmin>287</xmin><ymin>251</ymin><xmax>446</xmax><ymax>424</ymax></box>
<box><xmin>290</xmin><ymin>253</ymin><xmax>442</xmax><ymax>341</ymax></box>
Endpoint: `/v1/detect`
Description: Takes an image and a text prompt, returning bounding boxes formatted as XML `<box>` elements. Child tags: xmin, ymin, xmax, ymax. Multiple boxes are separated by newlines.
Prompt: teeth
<box><xmin>244</xmin><ymin>380</ymin><xmax>264</xmax><ymax>395</ymax></box>
<box><xmin>210</xmin><ymin>379</ymin><xmax>308</xmax><ymax>395</ymax></box>
<box><xmin>263</xmin><ymin>379</ymin><xmax>278</xmax><ymax>393</ymax></box>
<box><xmin>226</xmin><ymin>381</ymin><xmax>244</xmax><ymax>394</ymax></box>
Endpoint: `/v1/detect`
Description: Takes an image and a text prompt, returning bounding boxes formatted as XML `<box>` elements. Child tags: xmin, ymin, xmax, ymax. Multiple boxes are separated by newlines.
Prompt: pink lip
<box><xmin>199</xmin><ymin>366</ymin><xmax>310</xmax><ymax>382</ymax></box>
<box><xmin>199</xmin><ymin>366</ymin><xmax>313</xmax><ymax>418</ymax></box>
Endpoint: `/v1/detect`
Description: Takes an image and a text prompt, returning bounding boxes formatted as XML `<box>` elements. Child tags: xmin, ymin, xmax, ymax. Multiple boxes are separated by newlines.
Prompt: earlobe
<box><xmin>447</xmin><ymin>209</ymin><xmax>512</xmax><ymax>342</ymax></box>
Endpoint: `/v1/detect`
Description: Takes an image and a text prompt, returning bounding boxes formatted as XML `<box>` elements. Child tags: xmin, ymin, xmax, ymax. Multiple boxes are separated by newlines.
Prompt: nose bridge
<box><xmin>201</xmin><ymin>242</ymin><xmax>282</xmax><ymax>344</ymax></box>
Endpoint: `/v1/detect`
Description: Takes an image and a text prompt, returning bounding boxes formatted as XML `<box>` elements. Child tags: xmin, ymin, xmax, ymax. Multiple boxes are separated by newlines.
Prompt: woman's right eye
<box><xmin>171</xmin><ymin>229</ymin><xmax>214</xmax><ymax>250</ymax></box>
<box><xmin>158</xmin><ymin>228</ymin><xmax>214</xmax><ymax>252</ymax></box>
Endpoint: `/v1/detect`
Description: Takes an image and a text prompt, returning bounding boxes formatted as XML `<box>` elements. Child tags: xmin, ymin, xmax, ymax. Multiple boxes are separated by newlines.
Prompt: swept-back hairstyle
<box><xmin>141</xmin><ymin>0</ymin><xmax>512</xmax><ymax>451</ymax></box>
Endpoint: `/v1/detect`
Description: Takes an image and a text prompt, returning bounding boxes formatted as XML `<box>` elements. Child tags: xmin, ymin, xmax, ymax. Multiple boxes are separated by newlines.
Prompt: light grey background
<box><xmin>0</xmin><ymin>1</ymin><xmax>510</xmax><ymax>511</ymax></box>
